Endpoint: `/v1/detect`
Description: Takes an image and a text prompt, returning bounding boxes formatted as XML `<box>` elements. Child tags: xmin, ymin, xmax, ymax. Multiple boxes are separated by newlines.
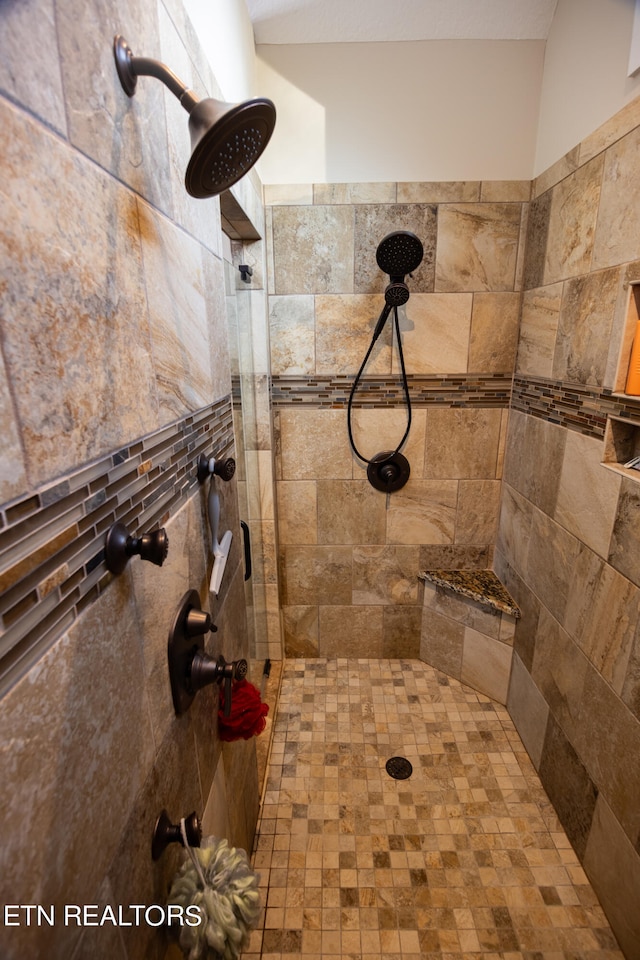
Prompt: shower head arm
<box><xmin>114</xmin><ymin>36</ymin><xmax>199</xmax><ymax>112</ymax></box>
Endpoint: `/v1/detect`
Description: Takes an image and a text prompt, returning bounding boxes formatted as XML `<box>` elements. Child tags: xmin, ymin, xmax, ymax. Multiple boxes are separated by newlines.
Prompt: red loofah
<box><xmin>218</xmin><ymin>679</ymin><xmax>269</xmax><ymax>741</ymax></box>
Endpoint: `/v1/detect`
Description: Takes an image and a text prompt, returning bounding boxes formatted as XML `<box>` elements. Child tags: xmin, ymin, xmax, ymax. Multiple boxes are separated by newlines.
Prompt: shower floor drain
<box><xmin>385</xmin><ymin>756</ymin><xmax>413</xmax><ymax>780</ymax></box>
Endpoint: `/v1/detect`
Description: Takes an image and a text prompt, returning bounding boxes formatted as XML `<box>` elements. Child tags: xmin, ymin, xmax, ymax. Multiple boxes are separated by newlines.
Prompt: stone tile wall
<box><xmin>495</xmin><ymin>96</ymin><xmax>640</xmax><ymax>958</ymax></box>
<box><xmin>0</xmin><ymin>1</ymin><xmax>262</xmax><ymax>958</ymax></box>
<box><xmin>265</xmin><ymin>181</ymin><xmax>528</xmax><ymax>659</ymax></box>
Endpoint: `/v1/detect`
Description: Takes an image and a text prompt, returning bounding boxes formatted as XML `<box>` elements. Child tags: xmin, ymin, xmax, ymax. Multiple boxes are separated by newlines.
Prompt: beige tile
<box><xmin>277</xmin><ymin>480</ymin><xmax>318</xmax><ymax>545</ymax></box>
<box><xmin>507</xmin><ymin>653</ymin><xmax>549</xmax><ymax>770</ymax></box>
<box><xmin>264</xmin><ymin>183</ymin><xmax>313</xmax><ymax>205</ymax></box>
<box><xmin>316</xmin><ymin>294</ymin><xmax>392</xmax><ymax>375</ymax></box>
<box><xmin>0</xmin><ymin>102</ymin><xmax>157</xmax><ymax>488</ymax></box>
<box><xmin>0</xmin><ymin>0</ymin><xmax>66</xmax><ymax>133</ymax></box>
<box><xmin>480</xmin><ymin>181</ymin><xmax>531</xmax><ymax>202</ymax></box>
<box><xmin>280</xmin><ymin>544</ymin><xmax>352</xmax><ymax>605</ymax></box>
<box><xmin>246</xmin><ymin>449</ymin><xmax>276</xmax><ymax>521</ymax></box>
<box><xmin>397</xmin><ymin>293</ymin><xmax>473</xmax><ymax>374</ymax></box>
<box><xmin>495</xmin><ymin>485</ymin><xmax>533</xmax><ymax>579</ymax></box>
<box><xmin>382</xmin><ymin>605</ymin><xmax>422</xmax><ymax>657</ymax></box>
<box><xmin>435</xmin><ymin>203</ymin><xmax>521</xmax><ymax>292</ymax></box>
<box><xmin>461</xmin><ymin>628</ymin><xmax>512</xmax><ymax>704</ymax></box>
<box><xmin>574</xmin><ymin>665</ymin><xmax>640</xmax><ymax>846</ymax></box>
<box><xmin>283</xmin><ymin>605</ymin><xmax>319</xmax><ymax>656</ymax></box>
<box><xmin>397</xmin><ymin>182</ymin><xmax>481</xmax><ymax>203</ymax></box>
<box><xmin>271</xmin><ymin>205</ymin><xmax>354</xmax><ymax>294</ymax></box>
<box><xmin>349</xmin><ymin>409</ymin><xmax>426</xmax><ymax>479</ymax></box>
<box><xmin>532</xmin><ymin>146</ymin><xmax>580</xmax><ymax>199</ymax></box>
<box><xmin>313</xmin><ymin>183</ymin><xmax>396</xmax><ymax>204</ymax></box>
<box><xmin>425</xmin><ymin>408</ymin><xmax>503</xmax><ymax>479</ymax></box>
<box><xmin>516</xmin><ymin>283</ymin><xmax>563</xmax><ymax>378</ymax></box>
<box><xmin>554</xmin><ymin>430</ymin><xmax>621</xmax><ymax>558</ymax></box>
<box><xmin>584</xmin><ymin>795</ymin><xmax>640</xmax><ymax>960</ymax></box>
<box><xmin>592</xmin><ymin>125</ymin><xmax>640</xmax><ymax>271</ymax></box>
<box><xmin>552</xmin><ymin>268</ymin><xmax>619</xmax><ymax>386</ymax></box>
<box><xmin>0</xmin><ymin>580</ymin><xmax>154</xmax><ymax>954</ymax></box>
<box><xmin>503</xmin><ymin>413</ymin><xmax>566</xmax><ymax>516</ymax></box>
<box><xmin>543</xmin><ymin>155</ymin><xmax>604</xmax><ymax>284</ymax></box>
<box><xmin>420</xmin><ymin>597</ymin><xmax>465</xmax><ymax>677</ymax></box>
<box><xmin>0</xmin><ymin>352</ymin><xmax>26</xmax><ymax>502</ymax></box>
<box><xmin>269</xmin><ymin>295</ymin><xmax>315</xmax><ymax>375</ymax></box>
<box><xmin>317</xmin><ymin>479</ymin><xmax>386</xmax><ymax>545</ymax></box>
<box><xmin>352</xmin><ymin>544</ymin><xmax>421</xmax><ymax>604</ymax></box>
<box><xmin>138</xmin><ymin>199</ymin><xmax>214</xmax><ymax>421</ymax></box>
<box><xmin>278</xmin><ymin>409</ymin><xmax>353</xmax><ymax>480</ymax></box>
<box><xmin>386</xmin><ymin>479</ymin><xmax>458</xmax><ymax>545</ymax></box>
<box><xmin>455</xmin><ymin>479</ymin><xmax>501</xmax><ymax>545</ymax></box>
<box><xmin>468</xmin><ymin>292</ymin><xmax>520</xmax><ymax>373</ymax></box>
<box><xmin>526</xmin><ymin>511</ymin><xmax>582</xmax><ymax>625</ymax></box>
<box><xmin>565</xmin><ymin>554</ymin><xmax>639</xmax><ymax>695</ymax></box>
<box><xmin>531</xmin><ymin>606</ymin><xmax>588</xmax><ymax>746</ymax></box>
<box><xmin>579</xmin><ymin>94</ymin><xmax>640</xmax><ymax>166</ymax></box>
<box><xmin>354</xmin><ymin>203</ymin><xmax>437</xmax><ymax>294</ymax></box>
<box><xmin>319</xmin><ymin>605</ymin><xmax>384</xmax><ymax>656</ymax></box>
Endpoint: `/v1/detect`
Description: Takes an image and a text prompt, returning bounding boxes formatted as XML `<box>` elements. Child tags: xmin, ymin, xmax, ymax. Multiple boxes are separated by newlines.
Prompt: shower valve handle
<box><xmin>189</xmin><ymin>653</ymin><xmax>247</xmax><ymax>717</ymax></box>
<box><xmin>105</xmin><ymin>522</ymin><xmax>169</xmax><ymax>574</ymax></box>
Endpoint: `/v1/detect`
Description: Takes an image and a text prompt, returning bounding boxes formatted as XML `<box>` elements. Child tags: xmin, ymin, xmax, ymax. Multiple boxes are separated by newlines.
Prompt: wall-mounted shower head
<box><xmin>376</xmin><ymin>230</ymin><xmax>424</xmax><ymax>279</ymax></box>
<box><xmin>113</xmin><ymin>36</ymin><xmax>276</xmax><ymax>198</ymax></box>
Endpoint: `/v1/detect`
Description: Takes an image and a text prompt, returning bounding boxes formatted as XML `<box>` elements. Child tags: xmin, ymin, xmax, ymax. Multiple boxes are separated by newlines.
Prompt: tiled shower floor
<box><xmin>243</xmin><ymin>659</ymin><xmax>623</xmax><ymax>960</ymax></box>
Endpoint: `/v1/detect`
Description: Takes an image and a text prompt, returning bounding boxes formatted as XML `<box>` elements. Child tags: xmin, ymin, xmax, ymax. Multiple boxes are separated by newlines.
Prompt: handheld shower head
<box><xmin>376</xmin><ymin>231</ymin><xmax>424</xmax><ymax>279</ymax></box>
<box><xmin>371</xmin><ymin>230</ymin><xmax>424</xmax><ymax>340</ymax></box>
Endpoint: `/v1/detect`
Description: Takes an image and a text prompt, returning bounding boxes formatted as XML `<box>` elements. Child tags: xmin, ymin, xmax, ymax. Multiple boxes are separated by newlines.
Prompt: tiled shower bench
<box><xmin>419</xmin><ymin>570</ymin><xmax>521</xmax><ymax>704</ymax></box>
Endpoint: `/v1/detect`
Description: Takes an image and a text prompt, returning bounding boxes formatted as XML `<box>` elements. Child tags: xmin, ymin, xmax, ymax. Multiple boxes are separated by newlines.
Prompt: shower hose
<box><xmin>347</xmin><ymin>303</ymin><xmax>412</xmax><ymax>465</ymax></box>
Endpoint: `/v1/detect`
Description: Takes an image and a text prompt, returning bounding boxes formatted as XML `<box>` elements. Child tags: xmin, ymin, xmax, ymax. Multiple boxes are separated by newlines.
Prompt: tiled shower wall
<box><xmin>495</xmin><ymin>98</ymin><xmax>640</xmax><ymax>957</ymax></box>
<box><xmin>265</xmin><ymin>181</ymin><xmax>529</xmax><ymax>659</ymax></box>
<box><xmin>0</xmin><ymin>1</ymin><xmax>263</xmax><ymax>958</ymax></box>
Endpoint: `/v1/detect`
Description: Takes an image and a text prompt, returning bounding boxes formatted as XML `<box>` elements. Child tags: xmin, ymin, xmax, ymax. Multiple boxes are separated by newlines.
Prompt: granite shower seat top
<box><xmin>419</xmin><ymin>569</ymin><xmax>521</xmax><ymax>618</ymax></box>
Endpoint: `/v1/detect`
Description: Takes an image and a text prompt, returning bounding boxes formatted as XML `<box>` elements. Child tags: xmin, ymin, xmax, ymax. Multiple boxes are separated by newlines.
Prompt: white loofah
<box><xmin>168</xmin><ymin>836</ymin><xmax>261</xmax><ymax>960</ymax></box>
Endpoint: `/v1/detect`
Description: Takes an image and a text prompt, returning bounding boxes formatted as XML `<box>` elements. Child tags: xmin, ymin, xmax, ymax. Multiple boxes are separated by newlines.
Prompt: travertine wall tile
<box><xmin>592</xmin><ymin>125</ymin><xmax>640</xmax><ymax>270</ymax></box>
<box><xmin>456</xmin><ymin>479</ymin><xmax>501</xmax><ymax>545</ymax></box>
<box><xmin>278</xmin><ymin>409</ymin><xmax>353</xmax><ymax>480</ymax></box>
<box><xmin>584</xmin><ymin>795</ymin><xmax>640</xmax><ymax>960</ymax></box>
<box><xmin>393</xmin><ymin>293</ymin><xmax>473</xmax><ymax>374</ymax></box>
<box><xmin>354</xmin><ymin>204</ymin><xmax>437</xmax><ymax>294</ymax></box>
<box><xmin>516</xmin><ymin>283</ymin><xmax>563</xmax><ymax>377</ymax></box>
<box><xmin>552</xmin><ymin>267</ymin><xmax>619</xmax><ymax>386</ymax></box>
<box><xmin>271</xmin><ymin>205</ymin><xmax>355</xmax><ymax>294</ymax></box>
<box><xmin>0</xmin><ymin>100</ymin><xmax>158</xmax><ymax>489</ymax></box>
<box><xmin>386</xmin><ymin>479</ymin><xmax>458</xmax><ymax>545</ymax></box>
<box><xmin>554</xmin><ymin>430</ymin><xmax>621</xmax><ymax>558</ymax></box>
<box><xmin>276</xmin><ymin>480</ymin><xmax>318</xmax><ymax>545</ymax></box>
<box><xmin>314</xmin><ymin>182</ymin><xmax>396</xmax><ymax>204</ymax></box>
<box><xmin>316</xmin><ymin>294</ymin><xmax>392</xmax><ymax>375</ymax></box>
<box><xmin>280</xmin><ymin>544</ymin><xmax>352</xmax><ymax>605</ymax></box>
<box><xmin>0</xmin><ymin>0</ymin><xmax>66</xmax><ymax>134</ymax></box>
<box><xmin>435</xmin><ymin>203</ymin><xmax>521</xmax><ymax>292</ymax></box>
<box><xmin>269</xmin><ymin>295</ymin><xmax>315</xmax><ymax>374</ymax></box>
<box><xmin>543</xmin><ymin>155</ymin><xmax>604</xmax><ymax>284</ymax></box>
<box><xmin>461</xmin><ymin>627</ymin><xmax>511</xmax><ymax>704</ymax></box>
<box><xmin>425</xmin><ymin>408</ymin><xmax>503</xmax><ymax>479</ymax></box>
<box><xmin>317</xmin><ymin>479</ymin><xmax>386</xmax><ymax>545</ymax></box>
<box><xmin>397</xmin><ymin>182</ymin><xmax>481</xmax><ymax>203</ymax></box>
<box><xmin>507</xmin><ymin>653</ymin><xmax>549</xmax><ymax>770</ymax></box>
<box><xmin>319</xmin><ymin>604</ymin><xmax>384</xmax><ymax>656</ymax></box>
<box><xmin>352</xmin><ymin>544</ymin><xmax>420</xmax><ymax>605</ymax></box>
<box><xmin>468</xmin><ymin>292</ymin><xmax>520</xmax><ymax>373</ymax></box>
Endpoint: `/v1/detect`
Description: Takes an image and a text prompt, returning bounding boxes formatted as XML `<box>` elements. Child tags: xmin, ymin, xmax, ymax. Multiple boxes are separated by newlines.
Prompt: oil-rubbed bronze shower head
<box><xmin>113</xmin><ymin>35</ymin><xmax>276</xmax><ymax>198</ymax></box>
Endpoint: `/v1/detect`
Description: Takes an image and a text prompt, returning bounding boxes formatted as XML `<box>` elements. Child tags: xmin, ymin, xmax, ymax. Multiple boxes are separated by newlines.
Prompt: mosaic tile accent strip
<box><xmin>0</xmin><ymin>398</ymin><xmax>234</xmax><ymax>696</ymax></box>
<box><xmin>246</xmin><ymin>658</ymin><xmax>623</xmax><ymax>960</ymax></box>
<box><xmin>512</xmin><ymin>375</ymin><xmax>640</xmax><ymax>438</ymax></box>
<box><xmin>271</xmin><ymin>374</ymin><xmax>513</xmax><ymax>408</ymax></box>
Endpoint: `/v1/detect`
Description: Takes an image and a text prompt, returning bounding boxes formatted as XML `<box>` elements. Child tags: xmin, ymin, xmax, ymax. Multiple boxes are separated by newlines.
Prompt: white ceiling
<box><xmin>245</xmin><ymin>0</ymin><xmax>559</xmax><ymax>44</ymax></box>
